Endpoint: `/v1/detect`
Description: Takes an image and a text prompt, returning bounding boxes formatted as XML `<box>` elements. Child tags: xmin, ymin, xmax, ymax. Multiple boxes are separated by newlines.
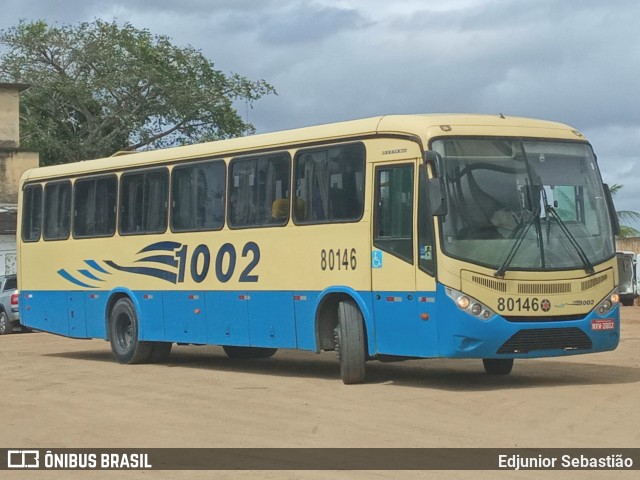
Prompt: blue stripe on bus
<box><xmin>138</xmin><ymin>241</ymin><xmax>182</xmax><ymax>253</ymax></box>
<box><xmin>84</xmin><ymin>260</ymin><xmax>110</xmax><ymax>274</ymax></box>
<box><xmin>103</xmin><ymin>261</ymin><xmax>177</xmax><ymax>284</ymax></box>
<box><xmin>135</xmin><ymin>255</ymin><xmax>179</xmax><ymax>267</ymax></box>
<box><xmin>56</xmin><ymin>269</ymin><xmax>98</xmax><ymax>289</ymax></box>
<box><xmin>78</xmin><ymin>269</ymin><xmax>104</xmax><ymax>282</ymax></box>
<box><xmin>18</xmin><ymin>287</ymin><xmax>620</xmax><ymax>359</ymax></box>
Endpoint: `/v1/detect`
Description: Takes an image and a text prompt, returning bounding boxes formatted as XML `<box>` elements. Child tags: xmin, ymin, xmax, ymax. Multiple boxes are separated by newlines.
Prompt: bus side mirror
<box><xmin>428</xmin><ymin>177</ymin><xmax>447</xmax><ymax>216</ymax></box>
<box><xmin>602</xmin><ymin>184</ymin><xmax>621</xmax><ymax>236</ymax></box>
<box><xmin>423</xmin><ymin>152</ymin><xmax>447</xmax><ymax>216</ymax></box>
<box><xmin>423</xmin><ymin>151</ymin><xmax>443</xmax><ymax>178</ymax></box>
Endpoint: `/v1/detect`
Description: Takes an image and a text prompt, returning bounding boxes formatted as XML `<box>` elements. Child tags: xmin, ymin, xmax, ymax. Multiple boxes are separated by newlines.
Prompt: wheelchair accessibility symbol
<box><xmin>372</xmin><ymin>251</ymin><xmax>383</xmax><ymax>269</ymax></box>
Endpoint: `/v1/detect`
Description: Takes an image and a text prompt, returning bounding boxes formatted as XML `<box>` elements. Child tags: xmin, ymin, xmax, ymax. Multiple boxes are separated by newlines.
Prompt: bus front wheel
<box><xmin>334</xmin><ymin>300</ymin><xmax>366</xmax><ymax>384</ymax></box>
<box><xmin>482</xmin><ymin>358</ymin><xmax>514</xmax><ymax>375</ymax></box>
<box><xmin>109</xmin><ymin>298</ymin><xmax>152</xmax><ymax>364</ymax></box>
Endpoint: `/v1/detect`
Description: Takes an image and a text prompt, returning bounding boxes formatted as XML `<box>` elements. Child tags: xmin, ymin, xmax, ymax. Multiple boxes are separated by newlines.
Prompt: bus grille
<box><xmin>471</xmin><ymin>275</ymin><xmax>507</xmax><ymax>292</ymax></box>
<box><xmin>518</xmin><ymin>283</ymin><xmax>571</xmax><ymax>294</ymax></box>
<box><xmin>503</xmin><ymin>314</ymin><xmax>585</xmax><ymax>323</ymax></box>
<box><xmin>497</xmin><ymin>328</ymin><xmax>592</xmax><ymax>354</ymax></box>
<box><xmin>581</xmin><ymin>274</ymin><xmax>608</xmax><ymax>291</ymax></box>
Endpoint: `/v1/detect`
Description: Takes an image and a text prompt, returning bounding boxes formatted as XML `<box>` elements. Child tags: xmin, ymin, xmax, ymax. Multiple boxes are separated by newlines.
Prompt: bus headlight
<box><xmin>596</xmin><ymin>289</ymin><xmax>619</xmax><ymax>315</ymax></box>
<box><xmin>446</xmin><ymin>287</ymin><xmax>495</xmax><ymax>321</ymax></box>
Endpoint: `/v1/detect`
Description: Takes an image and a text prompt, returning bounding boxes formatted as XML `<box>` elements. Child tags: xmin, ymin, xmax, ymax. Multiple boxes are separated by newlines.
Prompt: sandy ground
<box><xmin>1</xmin><ymin>307</ymin><xmax>639</xmax><ymax>480</ymax></box>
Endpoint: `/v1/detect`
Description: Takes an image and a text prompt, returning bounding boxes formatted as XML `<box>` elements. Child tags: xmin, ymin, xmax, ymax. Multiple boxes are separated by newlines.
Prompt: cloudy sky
<box><xmin>1</xmin><ymin>0</ymin><xmax>639</xmax><ymax>228</ymax></box>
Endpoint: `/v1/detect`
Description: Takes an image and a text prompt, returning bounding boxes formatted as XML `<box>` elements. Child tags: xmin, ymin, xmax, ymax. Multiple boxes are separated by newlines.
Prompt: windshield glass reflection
<box><xmin>432</xmin><ymin>138</ymin><xmax>615</xmax><ymax>271</ymax></box>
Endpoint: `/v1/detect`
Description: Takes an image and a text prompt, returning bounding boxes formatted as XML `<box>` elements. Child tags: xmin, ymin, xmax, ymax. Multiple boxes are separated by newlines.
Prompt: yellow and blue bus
<box><xmin>18</xmin><ymin>114</ymin><xmax>621</xmax><ymax>383</ymax></box>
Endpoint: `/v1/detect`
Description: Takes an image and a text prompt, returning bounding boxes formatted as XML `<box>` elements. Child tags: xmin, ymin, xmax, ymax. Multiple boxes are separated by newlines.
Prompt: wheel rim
<box><xmin>0</xmin><ymin>313</ymin><xmax>8</xmax><ymax>334</ymax></box>
<box><xmin>114</xmin><ymin>312</ymin><xmax>133</xmax><ymax>352</ymax></box>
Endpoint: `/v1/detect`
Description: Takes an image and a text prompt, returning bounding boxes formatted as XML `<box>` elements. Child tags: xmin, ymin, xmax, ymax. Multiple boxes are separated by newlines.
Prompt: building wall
<box><xmin>0</xmin><ymin>151</ymin><xmax>39</xmax><ymax>204</ymax></box>
<box><xmin>1</xmin><ymin>84</ymin><xmax>40</xmax><ymax>259</ymax></box>
<box><xmin>0</xmin><ymin>86</ymin><xmax>20</xmax><ymax>149</ymax></box>
<box><xmin>0</xmin><ymin>237</ymin><xmax>17</xmax><ymax>275</ymax></box>
<box><xmin>616</xmin><ymin>237</ymin><xmax>640</xmax><ymax>254</ymax></box>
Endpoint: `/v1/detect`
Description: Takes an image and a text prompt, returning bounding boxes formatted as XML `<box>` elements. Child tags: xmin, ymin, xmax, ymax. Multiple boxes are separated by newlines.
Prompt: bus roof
<box><xmin>22</xmin><ymin>113</ymin><xmax>585</xmax><ymax>182</ymax></box>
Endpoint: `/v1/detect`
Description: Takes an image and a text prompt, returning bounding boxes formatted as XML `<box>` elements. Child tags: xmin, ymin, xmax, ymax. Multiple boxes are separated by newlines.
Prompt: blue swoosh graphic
<box><xmin>84</xmin><ymin>260</ymin><xmax>110</xmax><ymax>274</ymax></box>
<box><xmin>78</xmin><ymin>269</ymin><xmax>104</xmax><ymax>281</ymax></box>
<box><xmin>136</xmin><ymin>255</ymin><xmax>179</xmax><ymax>267</ymax></box>
<box><xmin>104</xmin><ymin>261</ymin><xmax>177</xmax><ymax>284</ymax></box>
<box><xmin>138</xmin><ymin>241</ymin><xmax>182</xmax><ymax>254</ymax></box>
<box><xmin>58</xmin><ymin>269</ymin><xmax>98</xmax><ymax>289</ymax></box>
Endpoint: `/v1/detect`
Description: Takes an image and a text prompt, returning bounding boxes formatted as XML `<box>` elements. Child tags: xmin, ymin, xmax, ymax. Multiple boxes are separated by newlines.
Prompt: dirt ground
<box><xmin>2</xmin><ymin>307</ymin><xmax>640</xmax><ymax>480</ymax></box>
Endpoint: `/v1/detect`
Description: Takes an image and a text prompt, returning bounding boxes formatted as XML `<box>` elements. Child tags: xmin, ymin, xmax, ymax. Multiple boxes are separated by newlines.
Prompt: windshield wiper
<box><xmin>494</xmin><ymin>209</ymin><xmax>537</xmax><ymax>278</ymax></box>
<box><xmin>544</xmin><ymin>204</ymin><xmax>595</xmax><ymax>275</ymax></box>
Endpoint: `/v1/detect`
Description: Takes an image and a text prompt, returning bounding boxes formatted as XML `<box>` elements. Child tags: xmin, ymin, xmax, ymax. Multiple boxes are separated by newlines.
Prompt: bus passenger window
<box><xmin>73</xmin><ymin>176</ymin><xmax>117</xmax><ymax>238</ymax></box>
<box><xmin>293</xmin><ymin>143</ymin><xmax>365</xmax><ymax>224</ymax></box>
<box><xmin>171</xmin><ymin>160</ymin><xmax>225</xmax><ymax>231</ymax></box>
<box><xmin>120</xmin><ymin>169</ymin><xmax>169</xmax><ymax>235</ymax></box>
<box><xmin>43</xmin><ymin>181</ymin><xmax>71</xmax><ymax>241</ymax></box>
<box><xmin>22</xmin><ymin>184</ymin><xmax>43</xmax><ymax>242</ymax></box>
<box><xmin>374</xmin><ymin>164</ymin><xmax>414</xmax><ymax>263</ymax></box>
<box><xmin>228</xmin><ymin>153</ymin><xmax>290</xmax><ymax>228</ymax></box>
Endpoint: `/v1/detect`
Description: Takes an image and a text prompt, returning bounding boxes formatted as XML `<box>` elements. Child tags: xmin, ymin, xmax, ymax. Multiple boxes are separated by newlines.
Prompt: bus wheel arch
<box><xmin>315</xmin><ymin>290</ymin><xmax>369</xmax><ymax>384</ymax></box>
<box><xmin>315</xmin><ymin>291</ymin><xmax>369</xmax><ymax>352</ymax></box>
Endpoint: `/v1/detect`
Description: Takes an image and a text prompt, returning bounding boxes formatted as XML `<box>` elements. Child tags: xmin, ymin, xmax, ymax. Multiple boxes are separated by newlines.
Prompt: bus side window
<box><xmin>43</xmin><ymin>181</ymin><xmax>72</xmax><ymax>241</ymax></box>
<box><xmin>293</xmin><ymin>143</ymin><xmax>365</xmax><ymax>224</ymax></box>
<box><xmin>374</xmin><ymin>163</ymin><xmax>414</xmax><ymax>264</ymax></box>
<box><xmin>22</xmin><ymin>184</ymin><xmax>43</xmax><ymax>242</ymax></box>
<box><xmin>74</xmin><ymin>176</ymin><xmax>117</xmax><ymax>238</ymax></box>
<box><xmin>120</xmin><ymin>169</ymin><xmax>168</xmax><ymax>235</ymax></box>
<box><xmin>228</xmin><ymin>153</ymin><xmax>290</xmax><ymax>228</ymax></box>
<box><xmin>171</xmin><ymin>160</ymin><xmax>226</xmax><ymax>232</ymax></box>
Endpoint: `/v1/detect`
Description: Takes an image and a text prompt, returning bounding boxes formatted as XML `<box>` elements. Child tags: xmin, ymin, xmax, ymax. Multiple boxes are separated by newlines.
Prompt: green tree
<box><xmin>0</xmin><ymin>20</ymin><xmax>275</xmax><ymax>165</ymax></box>
<box><xmin>610</xmin><ymin>183</ymin><xmax>640</xmax><ymax>237</ymax></box>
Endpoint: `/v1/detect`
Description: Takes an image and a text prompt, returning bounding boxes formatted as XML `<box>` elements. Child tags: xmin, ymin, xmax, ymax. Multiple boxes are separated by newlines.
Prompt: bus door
<box><xmin>372</xmin><ymin>161</ymin><xmax>438</xmax><ymax>357</ymax></box>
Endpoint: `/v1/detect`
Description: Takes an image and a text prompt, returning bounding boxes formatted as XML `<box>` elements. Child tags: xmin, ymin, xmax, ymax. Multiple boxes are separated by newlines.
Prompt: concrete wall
<box><xmin>0</xmin><ymin>86</ymin><xmax>21</xmax><ymax>149</ymax></box>
<box><xmin>0</xmin><ymin>83</ymin><xmax>40</xmax><ymax>205</ymax></box>
<box><xmin>0</xmin><ymin>151</ymin><xmax>39</xmax><ymax>204</ymax></box>
<box><xmin>616</xmin><ymin>237</ymin><xmax>640</xmax><ymax>254</ymax></box>
<box><xmin>0</xmin><ymin>238</ymin><xmax>16</xmax><ymax>275</ymax></box>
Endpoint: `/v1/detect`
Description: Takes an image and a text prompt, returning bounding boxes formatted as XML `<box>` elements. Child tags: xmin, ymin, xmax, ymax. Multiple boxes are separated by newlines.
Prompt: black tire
<box><xmin>483</xmin><ymin>358</ymin><xmax>514</xmax><ymax>375</ymax></box>
<box><xmin>109</xmin><ymin>298</ymin><xmax>152</xmax><ymax>364</ymax></box>
<box><xmin>223</xmin><ymin>346</ymin><xmax>278</xmax><ymax>359</ymax></box>
<box><xmin>334</xmin><ymin>300</ymin><xmax>366</xmax><ymax>384</ymax></box>
<box><xmin>620</xmin><ymin>298</ymin><xmax>634</xmax><ymax>307</ymax></box>
<box><xmin>0</xmin><ymin>311</ymin><xmax>12</xmax><ymax>335</ymax></box>
<box><xmin>148</xmin><ymin>342</ymin><xmax>173</xmax><ymax>363</ymax></box>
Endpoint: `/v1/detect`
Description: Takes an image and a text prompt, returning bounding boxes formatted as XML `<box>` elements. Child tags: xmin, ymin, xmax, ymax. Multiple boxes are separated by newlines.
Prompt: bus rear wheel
<box><xmin>334</xmin><ymin>300</ymin><xmax>366</xmax><ymax>384</ymax></box>
<box><xmin>223</xmin><ymin>346</ymin><xmax>278</xmax><ymax>359</ymax></box>
<box><xmin>483</xmin><ymin>358</ymin><xmax>514</xmax><ymax>375</ymax></box>
<box><xmin>109</xmin><ymin>298</ymin><xmax>152</xmax><ymax>364</ymax></box>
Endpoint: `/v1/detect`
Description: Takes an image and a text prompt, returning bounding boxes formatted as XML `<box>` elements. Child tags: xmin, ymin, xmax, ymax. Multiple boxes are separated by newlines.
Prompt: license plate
<box><xmin>591</xmin><ymin>319</ymin><xmax>615</xmax><ymax>331</ymax></box>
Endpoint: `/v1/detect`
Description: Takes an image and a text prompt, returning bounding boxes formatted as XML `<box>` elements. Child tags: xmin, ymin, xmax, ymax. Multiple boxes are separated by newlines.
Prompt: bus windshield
<box><xmin>432</xmin><ymin>138</ymin><xmax>615</xmax><ymax>271</ymax></box>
